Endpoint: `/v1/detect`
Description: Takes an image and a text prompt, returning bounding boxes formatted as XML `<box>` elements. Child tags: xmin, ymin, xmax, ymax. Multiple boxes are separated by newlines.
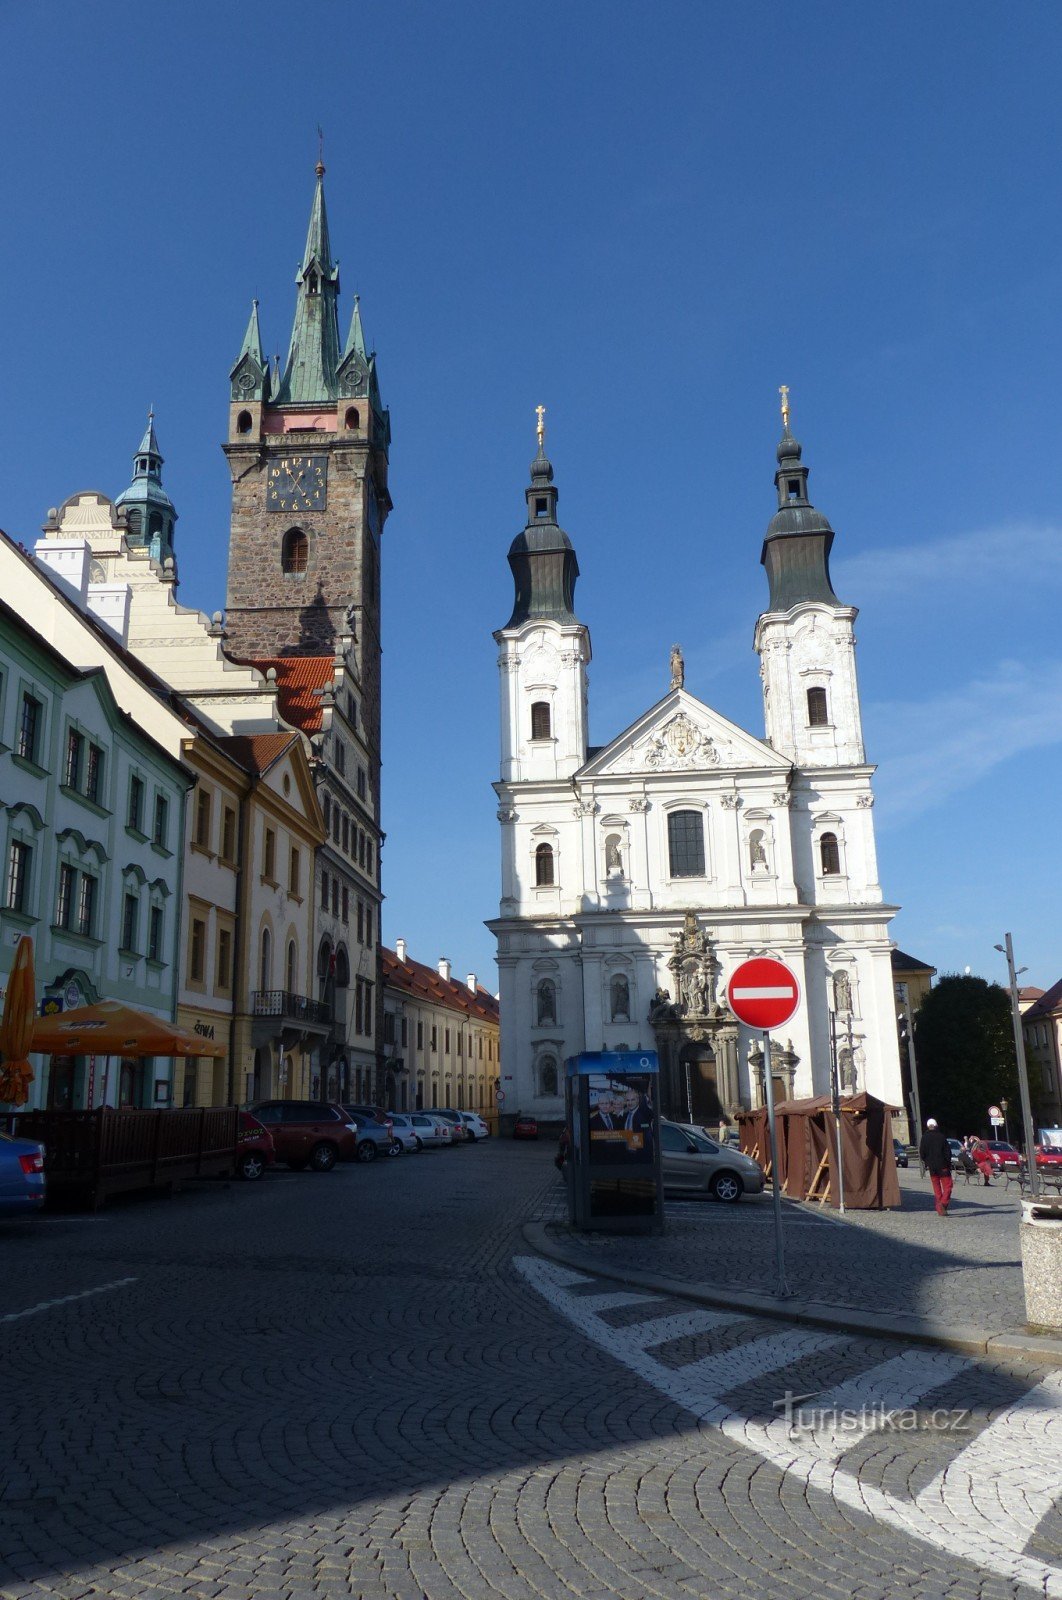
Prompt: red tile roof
<box><xmin>244</xmin><ymin>656</ymin><xmax>335</xmax><ymax>733</ymax></box>
<box><xmin>218</xmin><ymin>732</ymin><xmax>299</xmax><ymax>776</ymax></box>
<box><xmin>1022</xmin><ymin>980</ymin><xmax>1062</xmax><ymax>1020</ymax></box>
<box><xmin>381</xmin><ymin>946</ymin><xmax>500</xmax><ymax>1024</ymax></box>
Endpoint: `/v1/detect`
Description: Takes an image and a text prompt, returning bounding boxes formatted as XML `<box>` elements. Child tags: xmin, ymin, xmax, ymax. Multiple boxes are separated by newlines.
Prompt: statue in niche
<box><xmin>833</xmin><ymin>971</ymin><xmax>852</xmax><ymax>1013</ymax></box>
<box><xmin>749</xmin><ymin>829</ymin><xmax>768</xmax><ymax>871</ymax></box>
<box><xmin>605</xmin><ymin>833</ymin><xmax>623</xmax><ymax>873</ymax></box>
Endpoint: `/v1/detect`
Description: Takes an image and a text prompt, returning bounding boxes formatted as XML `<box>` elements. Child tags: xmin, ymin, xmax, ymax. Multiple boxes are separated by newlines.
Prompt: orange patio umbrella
<box><xmin>31</xmin><ymin>1000</ymin><xmax>225</xmax><ymax>1059</ymax></box>
<box><xmin>0</xmin><ymin>935</ymin><xmax>38</xmax><ymax>1105</ymax></box>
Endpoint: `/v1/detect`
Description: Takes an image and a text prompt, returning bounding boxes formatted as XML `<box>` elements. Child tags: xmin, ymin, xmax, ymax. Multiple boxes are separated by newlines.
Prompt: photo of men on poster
<box><xmin>587</xmin><ymin>1073</ymin><xmax>654</xmax><ymax>1164</ymax></box>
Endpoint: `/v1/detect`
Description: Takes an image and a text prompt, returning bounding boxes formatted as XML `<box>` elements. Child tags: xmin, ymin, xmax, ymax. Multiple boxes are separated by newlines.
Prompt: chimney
<box><xmin>86</xmin><ymin>584</ymin><xmax>132</xmax><ymax>647</ymax></box>
<box><xmin>395</xmin><ymin>938</ymin><xmax>407</xmax><ymax>963</ymax></box>
<box><xmin>33</xmin><ymin>537</ymin><xmax>91</xmax><ymax>606</ymax></box>
<box><xmin>467</xmin><ymin>973</ymin><xmax>477</xmax><ymax>993</ymax></box>
<box><xmin>438</xmin><ymin>957</ymin><xmax>452</xmax><ymax>982</ymax></box>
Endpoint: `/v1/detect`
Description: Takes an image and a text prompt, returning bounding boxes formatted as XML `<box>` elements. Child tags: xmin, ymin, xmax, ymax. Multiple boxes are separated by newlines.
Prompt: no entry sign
<box><xmin>727</xmin><ymin>957</ymin><xmax>800</xmax><ymax>1030</ymax></box>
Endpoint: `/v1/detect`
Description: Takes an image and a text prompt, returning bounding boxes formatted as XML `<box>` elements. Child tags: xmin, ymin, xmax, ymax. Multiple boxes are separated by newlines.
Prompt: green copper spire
<box><xmin>116</xmin><ymin>409</ymin><xmax>178</xmax><ymax>562</ymax></box>
<box><xmin>230</xmin><ymin>298</ymin><xmax>270</xmax><ymax>403</ymax></box>
<box><xmin>343</xmin><ymin>293</ymin><xmax>367</xmax><ymax>361</ymax></box>
<box><xmin>275</xmin><ymin>161</ymin><xmax>342</xmax><ymax>404</ymax></box>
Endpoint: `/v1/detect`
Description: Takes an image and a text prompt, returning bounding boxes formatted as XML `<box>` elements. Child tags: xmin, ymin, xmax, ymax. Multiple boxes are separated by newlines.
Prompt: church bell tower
<box><xmin>222</xmin><ymin>160</ymin><xmax>391</xmax><ymax>757</ymax></box>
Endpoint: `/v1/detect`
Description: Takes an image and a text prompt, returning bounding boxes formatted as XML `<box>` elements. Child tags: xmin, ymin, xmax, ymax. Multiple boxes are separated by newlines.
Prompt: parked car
<box><xmin>388</xmin><ymin>1113</ymin><xmax>421</xmax><ymax>1153</ymax></box>
<box><xmin>663</xmin><ymin>1121</ymin><xmax>766</xmax><ymax>1202</ymax></box>
<box><xmin>512</xmin><ymin>1113</ymin><xmax>539</xmax><ymax>1140</ymax></box>
<box><xmin>984</xmin><ymin>1140</ymin><xmax>1022</xmax><ymax>1172</ymax></box>
<box><xmin>342</xmin><ymin>1108</ymin><xmax>396</xmax><ymax>1161</ymax></box>
<box><xmin>250</xmin><ymin>1101</ymin><xmax>358</xmax><ymax>1171</ymax></box>
<box><xmin>893</xmin><ymin>1138</ymin><xmax>909</xmax><ymax>1169</ymax></box>
<box><xmin>236</xmin><ymin>1111</ymin><xmax>276</xmax><ymax>1180</ymax></box>
<box><xmin>0</xmin><ymin>1130</ymin><xmax>45</xmax><ymax>1215</ymax></box>
<box><xmin>429</xmin><ymin>1108</ymin><xmax>468</xmax><ymax>1143</ymax></box>
<box><xmin>408</xmin><ymin>1112</ymin><xmax>451</xmax><ymax>1149</ymax></box>
<box><xmin>458</xmin><ymin>1111</ymin><xmax>490</xmax><ymax>1142</ymax></box>
<box><xmin>947</xmin><ymin>1138</ymin><xmax>964</xmax><ymax>1169</ymax></box>
<box><xmin>345</xmin><ymin>1103</ymin><xmax>394</xmax><ymax>1135</ymax></box>
<box><xmin>1035</xmin><ymin>1144</ymin><xmax>1062</xmax><ymax>1171</ymax></box>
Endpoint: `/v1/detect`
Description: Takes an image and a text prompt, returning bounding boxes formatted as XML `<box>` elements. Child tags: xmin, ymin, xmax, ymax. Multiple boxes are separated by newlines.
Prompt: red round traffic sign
<box><xmin>726</xmin><ymin>957</ymin><xmax>800</xmax><ymax>1030</ymax></box>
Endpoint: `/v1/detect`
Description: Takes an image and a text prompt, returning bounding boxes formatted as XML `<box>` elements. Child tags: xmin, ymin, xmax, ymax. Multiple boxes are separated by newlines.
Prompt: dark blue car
<box><xmin>0</xmin><ymin>1130</ymin><xmax>46</xmax><ymax>1215</ymax></box>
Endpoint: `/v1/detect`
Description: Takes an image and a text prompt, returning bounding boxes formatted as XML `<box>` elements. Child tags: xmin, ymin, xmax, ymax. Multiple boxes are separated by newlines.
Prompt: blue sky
<box><xmin>3</xmin><ymin>2</ymin><xmax>1060</xmax><ymax>990</ymax></box>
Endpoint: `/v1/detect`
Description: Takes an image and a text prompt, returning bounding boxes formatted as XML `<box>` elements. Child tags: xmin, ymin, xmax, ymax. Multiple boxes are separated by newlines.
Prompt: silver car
<box><xmin>408</xmin><ymin>1112</ymin><xmax>451</xmax><ymax>1149</ymax></box>
<box><xmin>387</xmin><ymin>1113</ymin><xmax>421</xmax><ymax>1154</ymax></box>
<box><xmin>660</xmin><ymin>1120</ymin><xmax>766</xmax><ymax>1202</ymax></box>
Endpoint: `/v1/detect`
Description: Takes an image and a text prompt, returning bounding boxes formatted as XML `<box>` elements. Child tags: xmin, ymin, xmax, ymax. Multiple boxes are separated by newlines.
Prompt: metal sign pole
<box><xmin>762</xmin><ymin>1029</ymin><xmax>790</xmax><ymax>1297</ymax></box>
<box><xmin>1002</xmin><ymin>932</ymin><xmax>1041</xmax><ymax>1198</ymax></box>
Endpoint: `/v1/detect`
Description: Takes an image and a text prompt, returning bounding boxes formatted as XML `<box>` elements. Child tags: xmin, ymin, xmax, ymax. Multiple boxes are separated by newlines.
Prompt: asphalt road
<box><xmin>0</xmin><ymin>1138</ymin><xmax>1058</xmax><ymax>1600</ymax></box>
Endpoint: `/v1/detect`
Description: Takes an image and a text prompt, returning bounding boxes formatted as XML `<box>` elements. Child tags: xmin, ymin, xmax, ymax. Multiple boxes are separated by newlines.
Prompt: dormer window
<box><xmin>787</xmin><ymin>478</ymin><xmax>801</xmax><ymax>501</ymax></box>
<box><xmin>535</xmin><ymin>497</ymin><xmax>549</xmax><ymax>518</ymax></box>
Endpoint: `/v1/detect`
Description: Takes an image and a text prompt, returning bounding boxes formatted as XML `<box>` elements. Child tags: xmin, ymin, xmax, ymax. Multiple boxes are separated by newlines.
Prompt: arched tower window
<box><xmin>534</xmin><ymin>843</ymin><xmax>555</xmax><ymax>886</ymax></box>
<box><xmin>807</xmin><ymin>686</ymin><xmax>829</xmax><ymax>726</ymax></box>
<box><xmin>610</xmin><ymin>975</ymin><xmax>630</xmax><ymax>1022</ymax></box>
<box><xmin>536</xmin><ymin>979</ymin><xmax>556</xmax><ymax>1025</ymax></box>
<box><xmin>667</xmin><ymin>810</ymin><xmax>705</xmax><ymax>878</ymax></box>
<box><xmin>820</xmin><ymin>832</ymin><xmax>841</xmax><ymax>876</ymax></box>
<box><xmin>237</xmin><ymin>410</ymin><xmax>253</xmax><ymax>435</ymax></box>
<box><xmin>344</xmin><ymin>406</ymin><xmax>360</xmax><ymax>430</ymax></box>
<box><xmin>281</xmin><ymin>528</ymin><xmax>308</xmax><ymax>574</ymax></box>
<box><xmin>530</xmin><ymin>701</ymin><xmax>551</xmax><ymax>741</ymax></box>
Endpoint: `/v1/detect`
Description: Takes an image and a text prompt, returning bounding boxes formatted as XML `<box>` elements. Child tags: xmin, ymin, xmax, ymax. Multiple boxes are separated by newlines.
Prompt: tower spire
<box><xmin>501</xmin><ymin>414</ymin><xmax>580</xmax><ymax>629</ymax></box>
<box><xmin>229</xmin><ymin>298</ymin><xmax>269</xmax><ymax>404</ymax></box>
<box><xmin>761</xmin><ymin>393</ymin><xmax>841</xmax><ymax>610</ymax></box>
<box><xmin>116</xmin><ymin>409</ymin><xmax>177</xmax><ymax>560</ymax></box>
<box><xmin>275</xmin><ymin>162</ymin><xmax>342</xmax><ymax>404</ymax></box>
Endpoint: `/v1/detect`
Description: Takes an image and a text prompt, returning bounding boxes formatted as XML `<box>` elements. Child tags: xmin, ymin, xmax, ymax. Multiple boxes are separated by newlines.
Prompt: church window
<box><xmin>281</xmin><ymin>527</ymin><xmax>308</xmax><ymax>575</ymax></box>
<box><xmin>536</xmin><ymin>979</ymin><xmax>556</xmax><ymax>1025</ymax></box>
<box><xmin>237</xmin><ymin>411</ymin><xmax>253</xmax><ymax>435</ymax></box>
<box><xmin>807</xmin><ymin>686</ymin><xmax>829</xmax><ymax>726</ymax></box>
<box><xmin>531</xmin><ymin>701</ymin><xmax>551</xmax><ymax>740</ymax></box>
<box><xmin>539</xmin><ymin>1056</ymin><xmax>559</xmax><ymax>1096</ymax></box>
<box><xmin>344</xmin><ymin>407</ymin><xmax>359</xmax><ymax>430</ymax></box>
<box><xmin>610</xmin><ymin>975</ymin><xmax>630</xmax><ymax>1022</ymax></box>
<box><xmin>307</xmin><ymin>271</ymin><xmax>319</xmax><ymax>296</ymax></box>
<box><xmin>535</xmin><ymin>842</ymin><xmax>555</xmax><ymax>886</ymax></box>
<box><xmin>667</xmin><ymin>810</ymin><xmax>705</xmax><ymax>878</ymax></box>
<box><xmin>820</xmin><ymin>832</ymin><xmax>841</xmax><ymax>876</ymax></box>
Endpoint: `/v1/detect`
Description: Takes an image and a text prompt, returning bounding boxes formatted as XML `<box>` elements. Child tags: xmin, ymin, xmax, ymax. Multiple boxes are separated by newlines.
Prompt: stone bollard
<box><xmin>1020</xmin><ymin>1195</ymin><xmax>1062</xmax><ymax>1332</ymax></box>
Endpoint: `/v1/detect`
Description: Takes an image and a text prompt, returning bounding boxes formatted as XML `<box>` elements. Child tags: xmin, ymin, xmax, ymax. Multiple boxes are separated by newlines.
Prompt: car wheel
<box><xmin>238</xmin><ymin>1151</ymin><xmax>265</xmax><ymax>1181</ymax></box>
<box><xmin>356</xmin><ymin>1140</ymin><xmax>377</xmax><ymax>1163</ymax></box>
<box><xmin>414</xmin><ymin>1136</ymin><xmax>424</xmax><ymax>1151</ymax></box>
<box><xmin>310</xmin><ymin>1142</ymin><xmax>337</xmax><ymax>1173</ymax></box>
<box><xmin>710</xmin><ymin>1171</ymin><xmax>743</xmax><ymax>1203</ymax></box>
<box><xmin>389</xmin><ymin>1139</ymin><xmax>402</xmax><ymax>1157</ymax></box>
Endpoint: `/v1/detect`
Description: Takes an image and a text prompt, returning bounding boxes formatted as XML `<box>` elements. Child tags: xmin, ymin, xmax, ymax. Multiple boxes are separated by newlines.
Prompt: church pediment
<box><xmin>578</xmin><ymin>689</ymin><xmax>787</xmax><ymax>779</ymax></box>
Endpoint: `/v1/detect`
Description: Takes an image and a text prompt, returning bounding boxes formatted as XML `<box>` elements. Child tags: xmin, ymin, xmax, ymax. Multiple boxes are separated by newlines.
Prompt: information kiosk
<box><xmin>563</xmin><ymin>1050</ymin><xmax>663</xmax><ymax>1234</ymax></box>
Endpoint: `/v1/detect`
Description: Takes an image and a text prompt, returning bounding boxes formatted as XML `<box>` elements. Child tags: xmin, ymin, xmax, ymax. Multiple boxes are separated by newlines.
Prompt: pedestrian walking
<box><xmin>918</xmin><ymin>1118</ymin><xmax>954</xmax><ymax>1216</ymax></box>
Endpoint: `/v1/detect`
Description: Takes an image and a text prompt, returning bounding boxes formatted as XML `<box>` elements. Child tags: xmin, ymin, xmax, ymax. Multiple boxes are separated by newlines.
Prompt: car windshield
<box><xmin>687</xmin><ymin>1128</ymin><xmax>719</xmax><ymax>1153</ymax></box>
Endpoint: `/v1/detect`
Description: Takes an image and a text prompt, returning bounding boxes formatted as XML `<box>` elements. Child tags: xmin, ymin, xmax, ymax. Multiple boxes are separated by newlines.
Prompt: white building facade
<box><xmin>488</xmin><ymin>419</ymin><xmax>903</xmax><ymax>1132</ymax></box>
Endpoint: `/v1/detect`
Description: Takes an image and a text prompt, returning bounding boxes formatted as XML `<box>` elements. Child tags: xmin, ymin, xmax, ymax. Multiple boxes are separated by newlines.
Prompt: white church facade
<box><xmin>487</xmin><ymin>406</ymin><xmax>905</xmax><ymax>1134</ymax></box>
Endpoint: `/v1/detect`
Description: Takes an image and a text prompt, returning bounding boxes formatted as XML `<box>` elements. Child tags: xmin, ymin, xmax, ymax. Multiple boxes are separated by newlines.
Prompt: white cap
<box><xmin>926</xmin><ymin>1118</ymin><xmax>938</xmax><ymax>1128</ymax></box>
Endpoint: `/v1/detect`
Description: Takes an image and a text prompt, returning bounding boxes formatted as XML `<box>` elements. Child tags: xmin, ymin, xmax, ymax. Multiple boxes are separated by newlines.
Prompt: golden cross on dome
<box><xmin>779</xmin><ymin>385</ymin><xmax>790</xmax><ymax>430</ymax></box>
<box><xmin>536</xmin><ymin>404</ymin><xmax>546</xmax><ymax>449</ymax></box>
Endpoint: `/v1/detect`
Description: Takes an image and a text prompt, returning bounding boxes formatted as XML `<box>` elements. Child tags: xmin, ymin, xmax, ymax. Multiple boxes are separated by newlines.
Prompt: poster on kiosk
<box><xmin>564</xmin><ymin>1051</ymin><xmax>663</xmax><ymax>1234</ymax></box>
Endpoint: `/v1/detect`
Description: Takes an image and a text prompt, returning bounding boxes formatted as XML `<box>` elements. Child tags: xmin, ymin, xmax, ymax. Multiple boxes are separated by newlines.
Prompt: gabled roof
<box><xmin>382</xmin><ymin>946</ymin><xmax>500</xmax><ymax>1025</ymax></box>
<box><xmin>891</xmin><ymin>948</ymin><xmax>937</xmax><ymax>975</ymax></box>
<box><xmin>244</xmin><ymin>655</ymin><xmax>335</xmax><ymax>733</ymax></box>
<box><xmin>218</xmin><ymin>732</ymin><xmax>299</xmax><ymax>777</ymax></box>
<box><xmin>578</xmin><ymin>687</ymin><xmax>787</xmax><ymax>781</ymax></box>
<box><xmin>1022</xmin><ymin>979</ymin><xmax>1062</xmax><ymax>1020</ymax></box>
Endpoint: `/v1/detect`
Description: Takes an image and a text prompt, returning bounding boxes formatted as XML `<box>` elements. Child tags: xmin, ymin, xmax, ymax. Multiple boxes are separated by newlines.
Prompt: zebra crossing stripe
<box><xmin>516</xmin><ymin>1256</ymin><xmax>1062</xmax><ymax>1598</ymax></box>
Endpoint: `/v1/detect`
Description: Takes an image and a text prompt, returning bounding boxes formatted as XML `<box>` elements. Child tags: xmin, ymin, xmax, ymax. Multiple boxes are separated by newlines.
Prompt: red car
<box><xmin>983</xmin><ymin>1140</ymin><xmax>1022</xmax><ymax>1171</ymax></box>
<box><xmin>1035</xmin><ymin>1145</ymin><xmax>1062</xmax><ymax>1170</ymax></box>
<box><xmin>236</xmin><ymin>1111</ymin><xmax>275</xmax><ymax>1181</ymax></box>
<box><xmin>250</xmin><ymin>1101</ymin><xmax>358</xmax><ymax>1170</ymax></box>
<box><xmin>513</xmin><ymin>1114</ymin><xmax>539</xmax><ymax>1140</ymax></box>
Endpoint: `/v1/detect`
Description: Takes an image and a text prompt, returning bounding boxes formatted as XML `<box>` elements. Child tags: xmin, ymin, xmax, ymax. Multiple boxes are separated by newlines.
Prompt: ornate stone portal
<box><xmin>648</xmin><ymin>911</ymin><xmax>800</xmax><ymax>1125</ymax></box>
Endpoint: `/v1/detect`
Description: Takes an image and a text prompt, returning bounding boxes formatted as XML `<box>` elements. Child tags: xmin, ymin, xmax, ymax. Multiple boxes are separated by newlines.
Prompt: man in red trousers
<box><xmin>919</xmin><ymin>1118</ymin><xmax>954</xmax><ymax>1216</ymax></box>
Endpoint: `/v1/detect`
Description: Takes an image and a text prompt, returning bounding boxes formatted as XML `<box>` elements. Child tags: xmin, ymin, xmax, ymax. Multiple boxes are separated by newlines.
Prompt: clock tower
<box><xmin>222</xmin><ymin>159</ymin><xmax>391</xmax><ymax>751</ymax></box>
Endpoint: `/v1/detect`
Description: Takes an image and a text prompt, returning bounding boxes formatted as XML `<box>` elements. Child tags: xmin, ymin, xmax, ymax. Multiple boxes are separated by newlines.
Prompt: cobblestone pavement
<box><xmin>544</xmin><ymin>1166</ymin><xmax>1029</xmax><ymax>1335</ymax></box>
<box><xmin>0</xmin><ymin>1142</ymin><xmax>1058</xmax><ymax>1600</ymax></box>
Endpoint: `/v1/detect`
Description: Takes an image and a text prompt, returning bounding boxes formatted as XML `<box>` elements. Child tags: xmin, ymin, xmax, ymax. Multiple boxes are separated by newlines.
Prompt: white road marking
<box><xmin>517</xmin><ymin>1255</ymin><xmax>1062</xmax><ymax>1597</ymax></box>
<box><xmin>0</xmin><ymin>1277</ymin><xmax>137</xmax><ymax>1324</ymax></box>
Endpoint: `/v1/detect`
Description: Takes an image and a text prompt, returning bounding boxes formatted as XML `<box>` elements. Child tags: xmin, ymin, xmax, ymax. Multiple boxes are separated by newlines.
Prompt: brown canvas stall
<box><xmin>738</xmin><ymin>1092</ymin><xmax>901</xmax><ymax>1208</ymax></box>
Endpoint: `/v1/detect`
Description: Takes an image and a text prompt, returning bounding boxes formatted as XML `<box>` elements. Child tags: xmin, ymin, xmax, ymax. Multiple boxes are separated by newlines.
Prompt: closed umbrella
<box><xmin>0</xmin><ymin>935</ymin><xmax>38</xmax><ymax>1105</ymax></box>
<box><xmin>31</xmin><ymin>1000</ymin><xmax>225</xmax><ymax>1059</ymax></box>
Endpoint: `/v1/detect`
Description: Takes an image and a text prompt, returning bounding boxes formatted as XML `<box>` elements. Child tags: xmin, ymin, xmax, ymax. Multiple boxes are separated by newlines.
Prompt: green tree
<box><xmin>914</xmin><ymin>975</ymin><xmax>1019</xmax><ymax>1138</ymax></box>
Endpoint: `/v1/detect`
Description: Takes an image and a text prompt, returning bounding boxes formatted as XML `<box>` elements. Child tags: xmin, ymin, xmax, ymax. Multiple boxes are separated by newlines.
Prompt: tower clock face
<box><xmin>267</xmin><ymin>454</ymin><xmax>327</xmax><ymax>513</ymax></box>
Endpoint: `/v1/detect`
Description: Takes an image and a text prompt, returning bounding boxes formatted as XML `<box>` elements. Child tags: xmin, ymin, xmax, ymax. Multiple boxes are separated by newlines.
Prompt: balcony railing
<box><xmin>252</xmin><ymin>990</ymin><xmax>331</xmax><ymax>1027</ymax></box>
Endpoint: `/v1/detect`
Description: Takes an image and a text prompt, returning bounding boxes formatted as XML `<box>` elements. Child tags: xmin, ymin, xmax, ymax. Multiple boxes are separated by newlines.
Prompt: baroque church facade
<box><xmin>488</xmin><ymin>408</ymin><xmax>905</xmax><ymax>1132</ymax></box>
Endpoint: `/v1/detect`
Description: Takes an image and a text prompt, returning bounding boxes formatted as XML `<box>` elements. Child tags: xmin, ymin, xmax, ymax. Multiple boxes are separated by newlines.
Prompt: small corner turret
<box><xmin>115</xmin><ymin>408</ymin><xmax>178</xmax><ymax>565</ymax></box>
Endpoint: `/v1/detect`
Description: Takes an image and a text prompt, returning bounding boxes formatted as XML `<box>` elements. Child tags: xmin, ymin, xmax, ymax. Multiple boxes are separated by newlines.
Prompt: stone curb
<box><xmin>522</xmin><ymin>1221</ymin><xmax>1062</xmax><ymax>1367</ymax></box>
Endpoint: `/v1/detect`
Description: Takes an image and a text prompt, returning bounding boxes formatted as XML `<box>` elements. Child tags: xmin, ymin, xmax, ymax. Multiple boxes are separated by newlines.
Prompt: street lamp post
<box><xmin>994</xmin><ymin>935</ymin><xmax>1041</xmax><ymax>1198</ymax></box>
<box><xmin>897</xmin><ymin>992</ymin><xmax>923</xmax><ymax>1146</ymax></box>
<box><xmin>1000</xmin><ymin>1095</ymin><xmax>1010</xmax><ymax>1147</ymax></box>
